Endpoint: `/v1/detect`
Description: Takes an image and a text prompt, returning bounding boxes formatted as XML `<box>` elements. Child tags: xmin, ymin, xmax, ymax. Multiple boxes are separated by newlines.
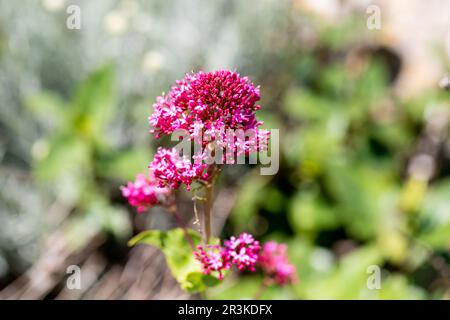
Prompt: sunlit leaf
<box><xmin>129</xmin><ymin>228</ymin><xmax>221</xmax><ymax>292</ymax></box>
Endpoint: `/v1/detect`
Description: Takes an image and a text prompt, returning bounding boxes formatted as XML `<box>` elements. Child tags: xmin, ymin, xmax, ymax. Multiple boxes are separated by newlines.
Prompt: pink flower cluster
<box><xmin>194</xmin><ymin>244</ymin><xmax>230</xmax><ymax>280</ymax></box>
<box><xmin>194</xmin><ymin>233</ymin><xmax>261</xmax><ymax>279</ymax></box>
<box><xmin>124</xmin><ymin>70</ymin><xmax>270</xmax><ymax>196</ymax></box>
<box><xmin>148</xmin><ymin>70</ymin><xmax>270</xmax><ymax>181</ymax></box>
<box><xmin>149</xmin><ymin>70</ymin><xmax>263</xmax><ymax>140</ymax></box>
<box><xmin>223</xmin><ymin>233</ymin><xmax>261</xmax><ymax>271</ymax></box>
<box><xmin>149</xmin><ymin>147</ymin><xmax>209</xmax><ymax>190</ymax></box>
<box><xmin>120</xmin><ymin>173</ymin><xmax>170</xmax><ymax>212</ymax></box>
<box><xmin>258</xmin><ymin>241</ymin><xmax>297</xmax><ymax>286</ymax></box>
<box><xmin>194</xmin><ymin>236</ymin><xmax>297</xmax><ymax>286</ymax></box>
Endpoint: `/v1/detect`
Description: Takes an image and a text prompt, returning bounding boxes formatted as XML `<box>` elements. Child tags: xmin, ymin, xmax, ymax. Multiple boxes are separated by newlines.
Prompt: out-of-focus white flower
<box><xmin>104</xmin><ymin>10</ymin><xmax>128</xmax><ymax>35</ymax></box>
<box><xmin>142</xmin><ymin>50</ymin><xmax>165</xmax><ymax>72</ymax></box>
<box><xmin>439</xmin><ymin>75</ymin><xmax>450</xmax><ymax>90</ymax></box>
<box><xmin>31</xmin><ymin>139</ymin><xmax>50</xmax><ymax>160</ymax></box>
<box><xmin>298</xmin><ymin>0</ymin><xmax>341</xmax><ymax>22</ymax></box>
<box><xmin>42</xmin><ymin>0</ymin><xmax>65</xmax><ymax>12</ymax></box>
<box><xmin>309</xmin><ymin>248</ymin><xmax>334</xmax><ymax>272</ymax></box>
<box><xmin>120</xmin><ymin>0</ymin><xmax>139</xmax><ymax>17</ymax></box>
<box><xmin>408</xmin><ymin>154</ymin><xmax>434</xmax><ymax>181</ymax></box>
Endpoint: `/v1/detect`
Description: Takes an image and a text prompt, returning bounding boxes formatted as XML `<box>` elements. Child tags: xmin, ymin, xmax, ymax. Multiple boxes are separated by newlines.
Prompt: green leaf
<box><xmin>417</xmin><ymin>180</ymin><xmax>450</xmax><ymax>249</ymax></box>
<box><xmin>232</xmin><ymin>173</ymin><xmax>271</xmax><ymax>231</ymax></box>
<box><xmin>283</xmin><ymin>89</ymin><xmax>330</xmax><ymax>122</ymax></box>
<box><xmin>129</xmin><ymin>228</ymin><xmax>221</xmax><ymax>292</ymax></box>
<box><xmin>71</xmin><ymin>64</ymin><xmax>116</xmax><ymax>136</ymax></box>
<box><xmin>185</xmin><ymin>272</ymin><xmax>221</xmax><ymax>292</ymax></box>
<box><xmin>376</xmin><ymin>275</ymin><xmax>426</xmax><ymax>300</ymax></box>
<box><xmin>324</xmin><ymin>162</ymin><xmax>391</xmax><ymax>240</ymax></box>
<box><xmin>128</xmin><ymin>229</ymin><xmax>165</xmax><ymax>247</ymax></box>
<box><xmin>97</xmin><ymin>148</ymin><xmax>152</xmax><ymax>181</ymax></box>
<box><xmin>289</xmin><ymin>191</ymin><xmax>338</xmax><ymax>233</ymax></box>
<box><xmin>301</xmin><ymin>245</ymin><xmax>383</xmax><ymax>299</ymax></box>
<box><xmin>26</xmin><ymin>92</ymin><xmax>67</xmax><ymax>128</ymax></box>
<box><xmin>35</xmin><ymin>136</ymin><xmax>90</xmax><ymax>183</ymax></box>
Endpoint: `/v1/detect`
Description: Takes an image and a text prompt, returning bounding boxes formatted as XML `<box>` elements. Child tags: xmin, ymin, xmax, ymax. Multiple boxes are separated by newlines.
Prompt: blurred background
<box><xmin>0</xmin><ymin>0</ymin><xmax>449</xmax><ymax>300</ymax></box>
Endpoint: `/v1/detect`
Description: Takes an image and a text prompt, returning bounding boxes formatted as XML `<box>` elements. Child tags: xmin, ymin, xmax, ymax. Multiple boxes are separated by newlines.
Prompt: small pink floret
<box><xmin>258</xmin><ymin>241</ymin><xmax>297</xmax><ymax>286</ymax></box>
<box><xmin>120</xmin><ymin>173</ymin><xmax>170</xmax><ymax>212</ymax></box>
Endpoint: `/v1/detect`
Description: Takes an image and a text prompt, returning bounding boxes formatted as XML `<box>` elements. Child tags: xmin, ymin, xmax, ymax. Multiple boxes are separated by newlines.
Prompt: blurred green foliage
<box><xmin>215</xmin><ymin>28</ymin><xmax>450</xmax><ymax>300</ymax></box>
<box><xmin>26</xmin><ymin>64</ymin><xmax>140</xmax><ymax>250</ymax></box>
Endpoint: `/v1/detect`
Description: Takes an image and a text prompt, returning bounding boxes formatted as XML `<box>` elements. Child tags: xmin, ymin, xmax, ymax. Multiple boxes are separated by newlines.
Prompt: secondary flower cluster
<box><xmin>194</xmin><ymin>234</ymin><xmax>296</xmax><ymax>286</ymax></box>
<box><xmin>259</xmin><ymin>241</ymin><xmax>297</xmax><ymax>286</ymax></box>
<box><xmin>194</xmin><ymin>233</ymin><xmax>260</xmax><ymax>279</ymax></box>
<box><xmin>224</xmin><ymin>233</ymin><xmax>261</xmax><ymax>272</ymax></box>
<box><xmin>120</xmin><ymin>173</ymin><xmax>171</xmax><ymax>212</ymax></box>
<box><xmin>194</xmin><ymin>244</ymin><xmax>230</xmax><ymax>280</ymax></box>
<box><xmin>149</xmin><ymin>147</ymin><xmax>209</xmax><ymax>190</ymax></box>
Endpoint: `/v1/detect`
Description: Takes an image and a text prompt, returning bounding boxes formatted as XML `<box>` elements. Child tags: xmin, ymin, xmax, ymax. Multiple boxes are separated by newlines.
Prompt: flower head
<box><xmin>258</xmin><ymin>241</ymin><xmax>297</xmax><ymax>286</ymax></box>
<box><xmin>150</xmin><ymin>70</ymin><xmax>261</xmax><ymax>137</ymax></box>
<box><xmin>149</xmin><ymin>147</ymin><xmax>209</xmax><ymax>190</ymax></box>
<box><xmin>121</xmin><ymin>173</ymin><xmax>171</xmax><ymax>212</ymax></box>
<box><xmin>223</xmin><ymin>233</ymin><xmax>261</xmax><ymax>272</ymax></box>
<box><xmin>149</xmin><ymin>70</ymin><xmax>270</xmax><ymax>161</ymax></box>
<box><xmin>194</xmin><ymin>244</ymin><xmax>231</xmax><ymax>279</ymax></box>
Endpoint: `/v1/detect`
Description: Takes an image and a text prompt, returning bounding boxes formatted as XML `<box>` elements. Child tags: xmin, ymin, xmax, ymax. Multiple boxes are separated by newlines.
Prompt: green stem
<box><xmin>204</xmin><ymin>183</ymin><xmax>214</xmax><ymax>243</ymax></box>
<box><xmin>253</xmin><ymin>281</ymin><xmax>268</xmax><ymax>300</ymax></box>
<box><xmin>168</xmin><ymin>203</ymin><xmax>195</xmax><ymax>250</ymax></box>
<box><xmin>203</xmin><ymin>161</ymin><xmax>219</xmax><ymax>243</ymax></box>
